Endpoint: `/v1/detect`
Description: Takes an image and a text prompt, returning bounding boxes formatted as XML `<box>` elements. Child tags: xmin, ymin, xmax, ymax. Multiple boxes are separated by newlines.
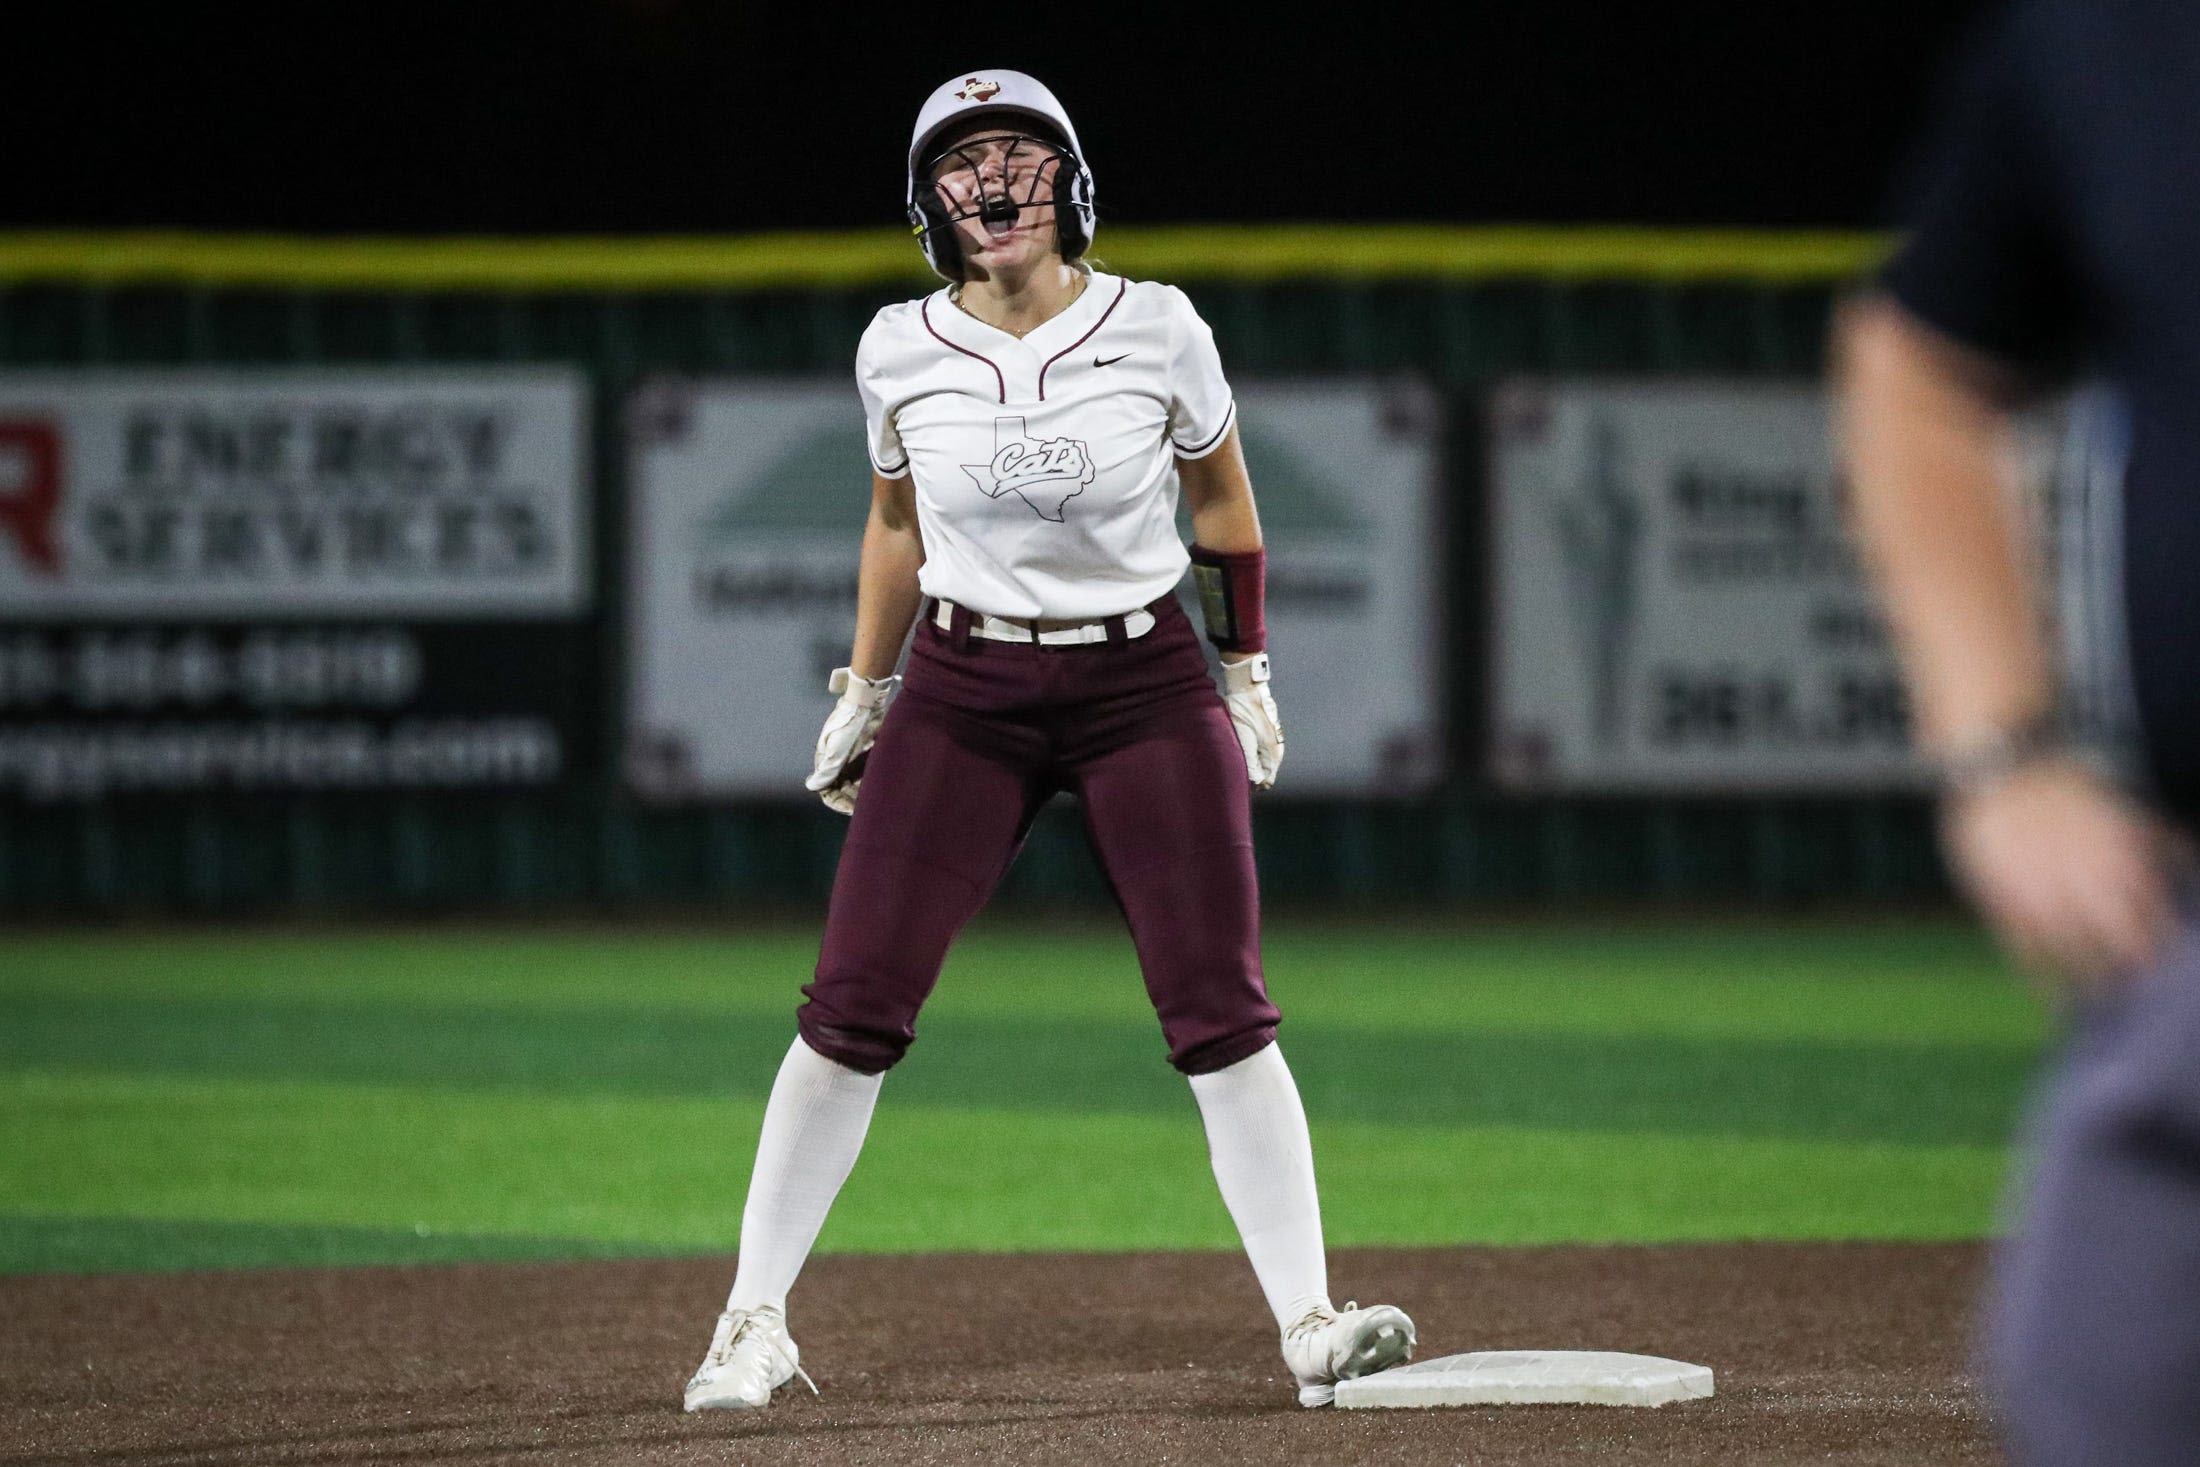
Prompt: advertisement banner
<box><xmin>0</xmin><ymin>370</ymin><xmax>589</xmax><ymax>618</ymax></box>
<box><xmin>0</xmin><ymin>370</ymin><xmax>593</xmax><ymax>799</ymax></box>
<box><xmin>1489</xmin><ymin>379</ymin><xmax>1968</xmax><ymax>792</ymax></box>
<box><xmin>625</xmin><ymin>379</ymin><xmax>1443</xmax><ymax>800</ymax></box>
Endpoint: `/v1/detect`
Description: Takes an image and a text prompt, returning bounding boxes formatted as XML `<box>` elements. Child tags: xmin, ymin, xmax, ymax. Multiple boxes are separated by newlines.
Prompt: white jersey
<box><xmin>855</xmin><ymin>271</ymin><xmax>1236</xmax><ymax>620</ymax></box>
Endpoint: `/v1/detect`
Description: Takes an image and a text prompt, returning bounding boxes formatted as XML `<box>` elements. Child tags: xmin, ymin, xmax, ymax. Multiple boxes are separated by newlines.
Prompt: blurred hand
<box><xmin>1220</xmin><ymin>651</ymin><xmax>1283</xmax><ymax>789</ymax></box>
<box><xmin>1942</xmin><ymin>757</ymin><xmax>2186</xmax><ymax>988</ymax></box>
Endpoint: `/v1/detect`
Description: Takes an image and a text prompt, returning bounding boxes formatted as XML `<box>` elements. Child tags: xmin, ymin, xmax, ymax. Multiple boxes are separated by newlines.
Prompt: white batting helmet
<box><xmin>905</xmin><ymin>70</ymin><xmax>1097</xmax><ymax>281</ymax></box>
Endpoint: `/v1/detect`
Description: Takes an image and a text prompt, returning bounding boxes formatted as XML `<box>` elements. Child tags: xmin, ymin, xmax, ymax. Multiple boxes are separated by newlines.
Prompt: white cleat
<box><xmin>682</xmin><ymin>1306</ymin><xmax>818</xmax><ymax>1412</ymax></box>
<box><xmin>1282</xmin><ymin>1300</ymin><xmax>1417</xmax><ymax>1408</ymax></box>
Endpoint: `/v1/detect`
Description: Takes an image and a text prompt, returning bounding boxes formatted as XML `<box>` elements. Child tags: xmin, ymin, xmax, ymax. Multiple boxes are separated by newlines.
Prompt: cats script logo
<box><xmin>962</xmin><ymin>416</ymin><xmax>1094</xmax><ymax>522</ymax></box>
<box><xmin>0</xmin><ymin>421</ymin><xmax>63</xmax><ymax>575</ymax></box>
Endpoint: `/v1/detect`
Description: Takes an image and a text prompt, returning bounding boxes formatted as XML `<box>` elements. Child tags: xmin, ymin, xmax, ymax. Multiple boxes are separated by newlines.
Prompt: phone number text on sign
<box><xmin>1648</xmin><ymin>667</ymin><xmax>1911</xmax><ymax>751</ymax></box>
<box><xmin>0</xmin><ymin>629</ymin><xmax>422</xmax><ymax>711</ymax></box>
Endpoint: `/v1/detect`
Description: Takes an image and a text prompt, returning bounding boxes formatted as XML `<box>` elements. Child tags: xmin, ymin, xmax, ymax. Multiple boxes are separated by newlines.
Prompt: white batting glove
<box><xmin>805</xmin><ymin>666</ymin><xmax>899</xmax><ymax>815</ymax></box>
<box><xmin>1221</xmin><ymin>652</ymin><xmax>1284</xmax><ymax>789</ymax></box>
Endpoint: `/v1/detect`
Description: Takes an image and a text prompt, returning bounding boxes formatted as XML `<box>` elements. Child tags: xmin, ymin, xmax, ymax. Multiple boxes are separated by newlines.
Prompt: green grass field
<box><xmin>0</xmin><ymin>917</ymin><xmax>2050</xmax><ymax>1274</ymax></box>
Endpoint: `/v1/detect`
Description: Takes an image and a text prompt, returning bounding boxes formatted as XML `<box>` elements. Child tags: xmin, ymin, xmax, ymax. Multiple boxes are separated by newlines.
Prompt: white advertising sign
<box><xmin>626</xmin><ymin>379</ymin><xmax>1443</xmax><ymax>799</ymax></box>
<box><xmin>0</xmin><ymin>370</ymin><xmax>590</xmax><ymax>618</ymax></box>
<box><xmin>1489</xmin><ymin>380</ymin><xmax>1933</xmax><ymax>792</ymax></box>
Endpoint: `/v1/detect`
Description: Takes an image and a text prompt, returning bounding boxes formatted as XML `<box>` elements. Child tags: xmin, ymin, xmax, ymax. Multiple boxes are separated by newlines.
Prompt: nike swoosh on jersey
<box><xmin>1094</xmin><ymin>353</ymin><xmax>1132</xmax><ymax>368</ymax></box>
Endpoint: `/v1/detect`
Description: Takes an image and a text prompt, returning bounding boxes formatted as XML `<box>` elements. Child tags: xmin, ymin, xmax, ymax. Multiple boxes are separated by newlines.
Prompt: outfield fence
<box><xmin>0</xmin><ymin>228</ymin><xmax>1942</xmax><ymax>915</ymax></box>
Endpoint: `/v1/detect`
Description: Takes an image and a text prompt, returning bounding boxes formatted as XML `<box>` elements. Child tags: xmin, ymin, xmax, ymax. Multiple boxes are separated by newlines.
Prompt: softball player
<box><xmin>683</xmin><ymin>69</ymin><xmax>1415</xmax><ymax>1413</ymax></box>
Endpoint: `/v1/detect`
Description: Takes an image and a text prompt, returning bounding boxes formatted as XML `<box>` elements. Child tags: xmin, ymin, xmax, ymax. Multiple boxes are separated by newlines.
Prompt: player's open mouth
<box><xmin>979</xmin><ymin>196</ymin><xmax>1020</xmax><ymax>239</ymax></box>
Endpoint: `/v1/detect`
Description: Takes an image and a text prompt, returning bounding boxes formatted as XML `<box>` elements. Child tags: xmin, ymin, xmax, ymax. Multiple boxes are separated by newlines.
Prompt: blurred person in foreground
<box><xmin>1837</xmin><ymin>2</ymin><xmax>2200</xmax><ymax>1463</ymax></box>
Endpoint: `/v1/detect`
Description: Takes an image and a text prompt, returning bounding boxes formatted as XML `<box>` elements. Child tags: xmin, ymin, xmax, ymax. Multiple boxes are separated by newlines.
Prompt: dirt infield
<box><xmin>2</xmin><ymin>1242</ymin><xmax>2000</xmax><ymax>1466</ymax></box>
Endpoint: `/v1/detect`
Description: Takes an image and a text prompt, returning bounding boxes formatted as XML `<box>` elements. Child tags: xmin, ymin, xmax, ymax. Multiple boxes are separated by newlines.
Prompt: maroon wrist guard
<box><xmin>1188</xmin><ymin>544</ymin><xmax>1268</xmax><ymax>653</ymax></box>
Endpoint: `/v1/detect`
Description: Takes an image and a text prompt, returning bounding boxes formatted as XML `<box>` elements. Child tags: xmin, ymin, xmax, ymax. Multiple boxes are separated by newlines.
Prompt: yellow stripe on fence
<box><xmin>0</xmin><ymin>227</ymin><xmax>1892</xmax><ymax>291</ymax></box>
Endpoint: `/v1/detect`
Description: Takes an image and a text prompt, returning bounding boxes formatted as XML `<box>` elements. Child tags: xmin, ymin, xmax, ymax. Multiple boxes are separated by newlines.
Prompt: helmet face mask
<box><xmin>920</xmin><ymin>131</ymin><xmax>1070</xmax><ymax>254</ymax></box>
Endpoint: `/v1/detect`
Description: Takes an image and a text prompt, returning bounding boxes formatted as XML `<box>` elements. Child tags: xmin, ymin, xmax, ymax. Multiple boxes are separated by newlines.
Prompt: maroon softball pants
<box><xmin>796</xmin><ymin>594</ymin><xmax>1280</xmax><ymax>1076</ymax></box>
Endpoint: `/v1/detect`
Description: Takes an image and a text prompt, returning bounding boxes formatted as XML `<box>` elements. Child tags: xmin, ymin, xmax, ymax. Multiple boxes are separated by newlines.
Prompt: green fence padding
<box><xmin>0</xmin><ymin>235</ymin><xmax>1931</xmax><ymax>916</ymax></box>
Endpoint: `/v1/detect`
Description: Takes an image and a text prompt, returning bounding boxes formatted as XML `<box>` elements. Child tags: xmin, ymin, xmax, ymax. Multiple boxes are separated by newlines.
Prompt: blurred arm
<box><xmin>1836</xmin><ymin>293</ymin><xmax>2177</xmax><ymax>984</ymax></box>
<box><xmin>849</xmin><ymin>470</ymin><xmax>924</xmax><ymax>680</ymax></box>
<box><xmin>1835</xmin><ymin>294</ymin><xmax>2052</xmax><ymax>750</ymax></box>
<box><xmin>1179</xmin><ymin>425</ymin><xmax>1263</xmax><ymax>664</ymax></box>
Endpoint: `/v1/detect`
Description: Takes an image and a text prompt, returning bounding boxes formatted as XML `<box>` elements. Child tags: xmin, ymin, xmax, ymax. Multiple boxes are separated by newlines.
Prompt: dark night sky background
<box><xmin>25</xmin><ymin>0</ymin><xmax>1997</xmax><ymax>234</ymax></box>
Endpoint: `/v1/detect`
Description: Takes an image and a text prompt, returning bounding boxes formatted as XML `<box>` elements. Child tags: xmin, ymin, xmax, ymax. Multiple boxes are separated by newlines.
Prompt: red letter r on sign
<box><xmin>0</xmin><ymin>421</ymin><xmax>63</xmax><ymax>575</ymax></box>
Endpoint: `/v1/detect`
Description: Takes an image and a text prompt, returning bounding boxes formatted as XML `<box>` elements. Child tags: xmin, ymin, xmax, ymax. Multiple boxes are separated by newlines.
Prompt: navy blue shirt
<box><xmin>1882</xmin><ymin>0</ymin><xmax>2200</xmax><ymax>822</ymax></box>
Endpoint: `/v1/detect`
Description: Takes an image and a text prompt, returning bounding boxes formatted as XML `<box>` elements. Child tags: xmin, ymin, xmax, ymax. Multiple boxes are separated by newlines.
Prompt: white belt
<box><xmin>933</xmin><ymin>598</ymin><xmax>1157</xmax><ymax>645</ymax></box>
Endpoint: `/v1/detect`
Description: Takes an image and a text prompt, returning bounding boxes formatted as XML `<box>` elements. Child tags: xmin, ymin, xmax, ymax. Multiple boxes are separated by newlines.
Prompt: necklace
<box><xmin>954</xmin><ymin>272</ymin><xmax>1088</xmax><ymax>338</ymax></box>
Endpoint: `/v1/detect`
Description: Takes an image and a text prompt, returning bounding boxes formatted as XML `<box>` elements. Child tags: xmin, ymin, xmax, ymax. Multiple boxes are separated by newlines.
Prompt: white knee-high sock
<box><xmin>725</xmin><ymin>1037</ymin><xmax>883</xmax><ymax>1315</ymax></box>
<box><xmin>1188</xmin><ymin>1042</ymin><xmax>1331</xmax><ymax>1332</ymax></box>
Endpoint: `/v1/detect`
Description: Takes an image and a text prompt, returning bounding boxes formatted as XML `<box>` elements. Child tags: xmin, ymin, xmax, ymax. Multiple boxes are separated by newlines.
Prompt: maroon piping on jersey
<box><xmin>1179</xmin><ymin>399</ymin><xmax>1237</xmax><ymax>458</ymax></box>
<box><xmin>921</xmin><ymin>297</ymin><xmax>1007</xmax><ymax>404</ymax></box>
<box><xmin>1037</xmin><ymin>278</ymin><xmax>1129</xmax><ymax>401</ymax></box>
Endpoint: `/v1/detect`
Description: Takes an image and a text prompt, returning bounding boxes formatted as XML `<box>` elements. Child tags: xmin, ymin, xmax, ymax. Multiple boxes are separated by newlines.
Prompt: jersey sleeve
<box><xmin>1163</xmin><ymin>286</ymin><xmax>1238</xmax><ymax>459</ymax></box>
<box><xmin>854</xmin><ymin>316</ymin><xmax>910</xmax><ymax>478</ymax></box>
<box><xmin>1878</xmin><ymin>4</ymin><xmax>2084</xmax><ymax>374</ymax></box>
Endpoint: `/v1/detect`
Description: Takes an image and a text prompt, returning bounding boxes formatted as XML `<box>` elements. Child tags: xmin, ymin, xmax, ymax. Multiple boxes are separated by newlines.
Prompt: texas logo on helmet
<box><xmin>954</xmin><ymin>78</ymin><xmax>1002</xmax><ymax>102</ymax></box>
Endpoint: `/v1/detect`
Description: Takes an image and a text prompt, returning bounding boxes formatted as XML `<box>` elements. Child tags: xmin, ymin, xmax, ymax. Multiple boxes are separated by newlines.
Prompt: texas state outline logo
<box><xmin>962</xmin><ymin>416</ymin><xmax>1094</xmax><ymax>522</ymax></box>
